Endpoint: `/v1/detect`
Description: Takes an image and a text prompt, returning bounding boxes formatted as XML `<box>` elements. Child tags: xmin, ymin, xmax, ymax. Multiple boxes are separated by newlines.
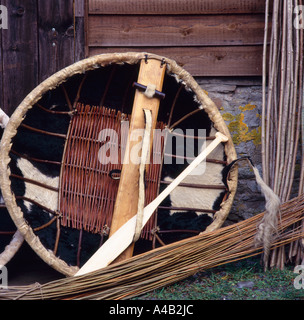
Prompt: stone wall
<box><xmin>197</xmin><ymin>77</ymin><xmax>265</xmax><ymax>224</ymax></box>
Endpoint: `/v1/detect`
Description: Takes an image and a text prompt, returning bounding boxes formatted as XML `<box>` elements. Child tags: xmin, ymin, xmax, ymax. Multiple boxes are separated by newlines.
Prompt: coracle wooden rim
<box><xmin>0</xmin><ymin>52</ymin><xmax>238</xmax><ymax>276</ymax></box>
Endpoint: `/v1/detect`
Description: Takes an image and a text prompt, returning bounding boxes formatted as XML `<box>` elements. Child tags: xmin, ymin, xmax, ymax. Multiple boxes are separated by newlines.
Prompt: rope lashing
<box><xmin>133</xmin><ymin>109</ymin><xmax>153</xmax><ymax>242</ymax></box>
<box><xmin>133</xmin><ymin>82</ymin><xmax>165</xmax><ymax>100</ymax></box>
<box><xmin>144</xmin><ymin>84</ymin><xmax>157</xmax><ymax>99</ymax></box>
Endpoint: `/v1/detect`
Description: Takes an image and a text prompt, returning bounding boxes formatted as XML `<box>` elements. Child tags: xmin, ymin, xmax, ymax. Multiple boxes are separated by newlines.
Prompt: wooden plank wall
<box><xmin>87</xmin><ymin>0</ymin><xmax>269</xmax><ymax>77</ymax></box>
<box><xmin>0</xmin><ymin>0</ymin><xmax>269</xmax><ymax>115</ymax></box>
<box><xmin>1</xmin><ymin>0</ymin><xmax>39</xmax><ymax>116</ymax></box>
<box><xmin>0</xmin><ymin>0</ymin><xmax>85</xmax><ymax>116</ymax></box>
<box><xmin>0</xmin><ymin>28</ymin><xmax>3</xmax><ymax>112</ymax></box>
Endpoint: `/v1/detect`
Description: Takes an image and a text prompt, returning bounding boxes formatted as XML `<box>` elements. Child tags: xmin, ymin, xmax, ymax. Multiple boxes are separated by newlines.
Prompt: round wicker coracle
<box><xmin>0</xmin><ymin>52</ymin><xmax>238</xmax><ymax>276</ymax></box>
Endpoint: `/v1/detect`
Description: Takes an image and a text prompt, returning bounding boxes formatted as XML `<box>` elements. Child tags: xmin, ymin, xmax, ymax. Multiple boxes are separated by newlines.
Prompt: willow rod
<box><xmin>159</xmin><ymin>180</ymin><xmax>226</xmax><ymax>190</ymax></box>
<box><xmin>262</xmin><ymin>0</ymin><xmax>270</xmax><ymax>183</ymax></box>
<box><xmin>35</xmin><ymin>103</ymin><xmax>73</xmax><ymax>115</ymax></box>
<box><xmin>169</xmin><ymin>108</ymin><xmax>204</xmax><ymax>130</ymax></box>
<box><xmin>157</xmin><ymin>206</ymin><xmax>216</xmax><ymax>214</ymax></box>
<box><xmin>0</xmin><ymin>191</ymin><xmax>303</xmax><ymax>300</ymax></box>
<box><xmin>20</xmin><ymin>123</ymin><xmax>66</xmax><ymax>139</ymax></box>
<box><xmin>262</xmin><ymin>0</ymin><xmax>304</xmax><ymax>268</ymax></box>
<box><xmin>10</xmin><ymin>173</ymin><xmax>59</xmax><ymax>192</ymax></box>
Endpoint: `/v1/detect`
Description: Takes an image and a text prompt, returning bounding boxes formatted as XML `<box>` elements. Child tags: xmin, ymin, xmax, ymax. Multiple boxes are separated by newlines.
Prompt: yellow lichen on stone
<box><xmin>228</xmin><ymin>114</ymin><xmax>247</xmax><ymax>144</ymax></box>
<box><xmin>222</xmin><ymin>112</ymin><xmax>235</xmax><ymax>122</ymax></box>
<box><xmin>221</xmin><ymin>107</ymin><xmax>261</xmax><ymax>145</ymax></box>
<box><xmin>239</xmin><ymin>104</ymin><xmax>256</xmax><ymax>112</ymax></box>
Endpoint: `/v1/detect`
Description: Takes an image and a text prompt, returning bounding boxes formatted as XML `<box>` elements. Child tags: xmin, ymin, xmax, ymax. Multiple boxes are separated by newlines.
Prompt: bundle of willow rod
<box><xmin>0</xmin><ymin>193</ymin><xmax>303</xmax><ymax>300</ymax></box>
<box><xmin>262</xmin><ymin>0</ymin><xmax>304</xmax><ymax>268</ymax></box>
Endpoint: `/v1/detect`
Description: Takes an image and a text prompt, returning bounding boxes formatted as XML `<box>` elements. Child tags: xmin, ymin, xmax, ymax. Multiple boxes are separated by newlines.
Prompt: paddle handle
<box><xmin>75</xmin><ymin>132</ymin><xmax>228</xmax><ymax>276</ymax></box>
<box><xmin>144</xmin><ymin>132</ymin><xmax>228</xmax><ymax>218</ymax></box>
<box><xmin>0</xmin><ymin>108</ymin><xmax>9</xmax><ymax>128</ymax></box>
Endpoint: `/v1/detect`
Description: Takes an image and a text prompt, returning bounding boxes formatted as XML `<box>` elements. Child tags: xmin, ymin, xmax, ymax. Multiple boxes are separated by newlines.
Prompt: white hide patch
<box><xmin>17</xmin><ymin>158</ymin><xmax>59</xmax><ymax>212</ymax></box>
<box><xmin>164</xmin><ymin>128</ymin><xmax>225</xmax><ymax>216</ymax></box>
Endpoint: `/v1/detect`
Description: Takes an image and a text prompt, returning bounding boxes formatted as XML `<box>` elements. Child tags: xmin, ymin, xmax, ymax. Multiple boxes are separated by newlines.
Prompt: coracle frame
<box><xmin>0</xmin><ymin>52</ymin><xmax>238</xmax><ymax>276</ymax></box>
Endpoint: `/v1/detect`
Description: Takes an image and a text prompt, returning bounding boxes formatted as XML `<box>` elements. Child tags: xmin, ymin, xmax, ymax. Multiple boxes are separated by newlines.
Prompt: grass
<box><xmin>135</xmin><ymin>256</ymin><xmax>304</xmax><ymax>300</ymax></box>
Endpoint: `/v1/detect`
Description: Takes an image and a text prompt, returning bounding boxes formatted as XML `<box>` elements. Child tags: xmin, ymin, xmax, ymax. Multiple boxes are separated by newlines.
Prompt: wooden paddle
<box><xmin>0</xmin><ymin>108</ymin><xmax>9</xmax><ymax>128</ymax></box>
<box><xmin>75</xmin><ymin>132</ymin><xmax>228</xmax><ymax>276</ymax></box>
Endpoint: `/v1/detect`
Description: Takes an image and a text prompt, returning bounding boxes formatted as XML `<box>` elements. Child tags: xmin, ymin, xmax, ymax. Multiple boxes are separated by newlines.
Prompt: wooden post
<box><xmin>109</xmin><ymin>58</ymin><xmax>166</xmax><ymax>263</ymax></box>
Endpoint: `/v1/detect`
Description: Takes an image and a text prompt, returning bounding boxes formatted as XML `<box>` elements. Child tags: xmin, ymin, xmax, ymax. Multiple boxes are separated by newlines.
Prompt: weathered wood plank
<box><xmin>37</xmin><ymin>0</ymin><xmax>75</xmax><ymax>82</ymax></box>
<box><xmin>0</xmin><ymin>30</ymin><xmax>3</xmax><ymax>111</ymax></box>
<box><xmin>89</xmin><ymin>0</ymin><xmax>269</xmax><ymax>15</ymax></box>
<box><xmin>74</xmin><ymin>0</ymin><xmax>86</xmax><ymax>62</ymax></box>
<box><xmin>88</xmin><ymin>14</ymin><xmax>266</xmax><ymax>47</ymax></box>
<box><xmin>89</xmin><ymin>46</ymin><xmax>263</xmax><ymax>77</ymax></box>
<box><xmin>1</xmin><ymin>0</ymin><xmax>38</xmax><ymax>115</ymax></box>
